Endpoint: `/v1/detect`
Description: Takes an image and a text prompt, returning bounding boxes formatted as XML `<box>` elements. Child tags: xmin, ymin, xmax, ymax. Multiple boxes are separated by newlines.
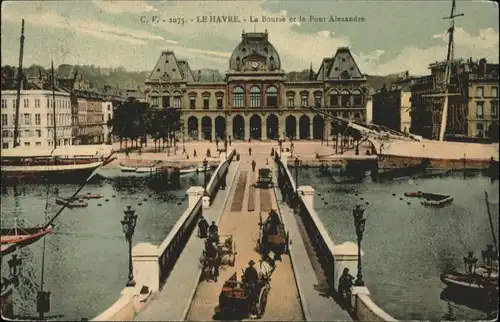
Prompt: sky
<box><xmin>1</xmin><ymin>0</ymin><xmax>498</xmax><ymax>76</ymax></box>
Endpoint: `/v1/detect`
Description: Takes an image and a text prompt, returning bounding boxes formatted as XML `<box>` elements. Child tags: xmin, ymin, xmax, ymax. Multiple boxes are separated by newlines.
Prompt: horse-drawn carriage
<box><xmin>257</xmin><ymin>210</ymin><xmax>289</xmax><ymax>257</ymax></box>
<box><xmin>200</xmin><ymin>235</ymin><xmax>237</xmax><ymax>280</ymax></box>
<box><xmin>214</xmin><ymin>261</ymin><xmax>273</xmax><ymax>319</ymax></box>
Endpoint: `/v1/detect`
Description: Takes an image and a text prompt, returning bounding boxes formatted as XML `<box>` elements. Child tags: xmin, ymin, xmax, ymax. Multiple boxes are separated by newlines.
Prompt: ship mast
<box><xmin>13</xmin><ymin>19</ymin><xmax>25</xmax><ymax>148</ymax></box>
<box><xmin>51</xmin><ymin>61</ymin><xmax>57</xmax><ymax>148</ymax></box>
<box><xmin>438</xmin><ymin>0</ymin><xmax>464</xmax><ymax>141</ymax></box>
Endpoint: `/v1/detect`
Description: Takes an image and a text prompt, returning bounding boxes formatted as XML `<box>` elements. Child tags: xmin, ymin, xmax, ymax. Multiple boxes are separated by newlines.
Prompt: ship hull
<box><xmin>369</xmin><ymin>137</ymin><xmax>499</xmax><ymax>171</ymax></box>
<box><xmin>1</xmin><ymin>162</ymin><xmax>102</xmax><ymax>184</ymax></box>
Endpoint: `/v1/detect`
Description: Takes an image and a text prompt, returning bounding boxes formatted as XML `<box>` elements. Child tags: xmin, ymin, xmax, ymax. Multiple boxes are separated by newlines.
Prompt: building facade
<box><xmin>102</xmin><ymin>100</ymin><xmax>113</xmax><ymax>143</ymax></box>
<box><xmin>372</xmin><ymin>84</ymin><xmax>411</xmax><ymax>133</ymax></box>
<box><xmin>1</xmin><ymin>90</ymin><xmax>72</xmax><ymax>149</ymax></box>
<box><xmin>144</xmin><ymin>30</ymin><xmax>368</xmax><ymax>141</ymax></box>
<box><xmin>410</xmin><ymin>58</ymin><xmax>499</xmax><ymax>140</ymax></box>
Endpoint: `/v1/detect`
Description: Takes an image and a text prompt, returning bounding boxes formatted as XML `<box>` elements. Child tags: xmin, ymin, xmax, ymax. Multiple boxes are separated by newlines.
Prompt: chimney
<box><xmin>479</xmin><ymin>58</ymin><xmax>487</xmax><ymax>76</ymax></box>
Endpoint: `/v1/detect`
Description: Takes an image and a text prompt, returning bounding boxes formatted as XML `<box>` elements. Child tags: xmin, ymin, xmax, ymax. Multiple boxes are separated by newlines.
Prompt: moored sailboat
<box><xmin>0</xmin><ymin>21</ymin><xmax>114</xmax><ymax>183</ymax></box>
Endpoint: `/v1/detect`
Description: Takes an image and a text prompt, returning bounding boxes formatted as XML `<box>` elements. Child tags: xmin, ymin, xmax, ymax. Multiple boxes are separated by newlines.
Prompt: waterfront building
<box><xmin>410</xmin><ymin>58</ymin><xmax>499</xmax><ymax>141</ymax></box>
<box><xmin>144</xmin><ymin>30</ymin><xmax>368</xmax><ymax>141</ymax></box>
<box><xmin>1</xmin><ymin>89</ymin><xmax>72</xmax><ymax>149</ymax></box>
<box><xmin>102</xmin><ymin>100</ymin><xmax>113</xmax><ymax>143</ymax></box>
<box><xmin>372</xmin><ymin>83</ymin><xmax>412</xmax><ymax>133</ymax></box>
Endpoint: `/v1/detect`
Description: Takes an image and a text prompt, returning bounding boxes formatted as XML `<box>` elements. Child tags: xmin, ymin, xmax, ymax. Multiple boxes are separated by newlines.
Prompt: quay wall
<box><xmin>93</xmin><ymin>149</ymin><xmax>235</xmax><ymax>321</ymax></box>
<box><xmin>275</xmin><ymin>153</ymin><xmax>396</xmax><ymax>322</ymax></box>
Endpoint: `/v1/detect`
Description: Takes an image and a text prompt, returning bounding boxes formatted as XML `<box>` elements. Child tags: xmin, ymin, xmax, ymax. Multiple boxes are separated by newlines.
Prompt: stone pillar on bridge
<box><xmin>332</xmin><ymin>241</ymin><xmax>363</xmax><ymax>292</ymax></box>
<box><xmin>186</xmin><ymin>186</ymin><xmax>204</xmax><ymax>208</ymax></box>
<box><xmin>297</xmin><ymin>186</ymin><xmax>315</xmax><ymax>208</ymax></box>
<box><xmin>132</xmin><ymin>242</ymin><xmax>160</xmax><ymax>293</ymax></box>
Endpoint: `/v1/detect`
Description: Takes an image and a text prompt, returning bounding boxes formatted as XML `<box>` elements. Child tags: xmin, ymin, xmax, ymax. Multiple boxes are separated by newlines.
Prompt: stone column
<box><xmin>296</xmin><ymin>120</ymin><xmax>300</xmax><ymax>140</ymax></box>
<box><xmin>197</xmin><ymin>119</ymin><xmax>201</xmax><ymax>141</ymax></box>
<box><xmin>227</xmin><ymin>116</ymin><xmax>233</xmax><ymax>141</ymax></box>
<box><xmin>186</xmin><ymin>186</ymin><xmax>204</xmax><ymax>208</ymax></box>
<box><xmin>279</xmin><ymin>117</ymin><xmax>286</xmax><ymax>140</ymax></box>
<box><xmin>262</xmin><ymin>117</ymin><xmax>268</xmax><ymax>141</ymax></box>
<box><xmin>132</xmin><ymin>242</ymin><xmax>159</xmax><ymax>293</ymax></box>
<box><xmin>297</xmin><ymin>185</ymin><xmax>315</xmax><ymax>208</ymax></box>
<box><xmin>332</xmin><ymin>241</ymin><xmax>363</xmax><ymax>292</ymax></box>
<box><xmin>211</xmin><ymin>120</ymin><xmax>215</xmax><ymax>141</ymax></box>
<box><xmin>309</xmin><ymin>121</ymin><xmax>313</xmax><ymax>140</ymax></box>
<box><xmin>244</xmin><ymin>116</ymin><xmax>250</xmax><ymax>141</ymax></box>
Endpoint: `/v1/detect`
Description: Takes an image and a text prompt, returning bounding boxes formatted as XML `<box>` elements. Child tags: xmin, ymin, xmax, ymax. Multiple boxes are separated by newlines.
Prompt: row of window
<box><xmin>1</xmin><ymin>98</ymin><xmax>71</xmax><ymax>110</ymax></box>
<box><xmin>476</xmin><ymin>101</ymin><xmax>499</xmax><ymax>118</ymax></box>
<box><xmin>1</xmin><ymin>139</ymin><xmax>72</xmax><ymax>149</ymax></box>
<box><xmin>1</xmin><ymin>128</ymin><xmax>71</xmax><ymax>139</ymax></box>
<box><xmin>475</xmin><ymin>86</ymin><xmax>498</xmax><ymax>98</ymax></box>
<box><xmin>1</xmin><ymin>113</ymin><xmax>72</xmax><ymax>126</ymax></box>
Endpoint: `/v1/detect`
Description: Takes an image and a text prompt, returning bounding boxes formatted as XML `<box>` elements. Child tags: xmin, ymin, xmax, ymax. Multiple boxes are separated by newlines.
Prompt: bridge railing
<box><xmin>274</xmin><ymin>154</ymin><xmax>396</xmax><ymax>322</ymax></box>
<box><xmin>93</xmin><ymin>149</ymin><xmax>235</xmax><ymax>321</ymax></box>
<box><xmin>205</xmin><ymin>149</ymin><xmax>235</xmax><ymax>204</ymax></box>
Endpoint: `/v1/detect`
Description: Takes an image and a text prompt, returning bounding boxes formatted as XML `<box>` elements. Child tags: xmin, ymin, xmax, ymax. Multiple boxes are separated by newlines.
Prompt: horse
<box><xmin>203</xmin><ymin>240</ymin><xmax>220</xmax><ymax>281</ymax></box>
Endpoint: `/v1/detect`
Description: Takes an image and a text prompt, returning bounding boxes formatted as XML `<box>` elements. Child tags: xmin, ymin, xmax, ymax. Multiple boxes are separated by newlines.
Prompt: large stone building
<box><xmin>1</xmin><ymin>89</ymin><xmax>72</xmax><ymax>149</ymax></box>
<box><xmin>410</xmin><ymin>58</ymin><xmax>499</xmax><ymax>140</ymax></box>
<box><xmin>372</xmin><ymin>82</ymin><xmax>412</xmax><ymax>133</ymax></box>
<box><xmin>144</xmin><ymin>30</ymin><xmax>368</xmax><ymax>141</ymax></box>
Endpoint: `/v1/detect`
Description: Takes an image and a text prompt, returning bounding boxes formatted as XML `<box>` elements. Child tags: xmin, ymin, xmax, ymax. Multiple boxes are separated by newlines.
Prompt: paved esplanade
<box><xmin>186</xmin><ymin>146</ymin><xmax>303</xmax><ymax>320</ymax></box>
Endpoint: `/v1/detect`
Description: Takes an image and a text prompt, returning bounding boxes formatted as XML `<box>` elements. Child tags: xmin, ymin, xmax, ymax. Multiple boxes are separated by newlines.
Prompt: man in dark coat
<box><xmin>198</xmin><ymin>216</ymin><xmax>209</xmax><ymax>238</ymax></box>
<box><xmin>243</xmin><ymin>260</ymin><xmax>258</xmax><ymax>285</ymax></box>
<box><xmin>251</xmin><ymin>160</ymin><xmax>256</xmax><ymax>172</ymax></box>
<box><xmin>208</xmin><ymin>221</ymin><xmax>219</xmax><ymax>243</ymax></box>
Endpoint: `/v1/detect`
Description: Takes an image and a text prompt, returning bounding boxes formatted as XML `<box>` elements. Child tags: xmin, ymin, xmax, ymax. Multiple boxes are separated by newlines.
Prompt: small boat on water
<box><xmin>64</xmin><ymin>193</ymin><xmax>103</xmax><ymax>200</ymax></box>
<box><xmin>55</xmin><ymin>197</ymin><xmax>88</xmax><ymax>208</ymax></box>
<box><xmin>0</xmin><ymin>225</ymin><xmax>54</xmax><ymax>256</ymax></box>
<box><xmin>120</xmin><ymin>164</ymin><xmax>157</xmax><ymax>173</ymax></box>
<box><xmin>180</xmin><ymin>166</ymin><xmax>207</xmax><ymax>175</ymax></box>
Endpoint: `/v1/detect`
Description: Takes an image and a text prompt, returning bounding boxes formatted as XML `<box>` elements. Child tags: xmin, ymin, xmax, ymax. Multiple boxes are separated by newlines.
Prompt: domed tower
<box><xmin>228</xmin><ymin>29</ymin><xmax>282</xmax><ymax>73</ymax></box>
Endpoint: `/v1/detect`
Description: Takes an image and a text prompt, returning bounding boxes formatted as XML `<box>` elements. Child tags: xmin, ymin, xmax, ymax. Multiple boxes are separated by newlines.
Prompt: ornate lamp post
<box><xmin>203</xmin><ymin>158</ymin><xmax>208</xmax><ymax>196</ymax></box>
<box><xmin>481</xmin><ymin>244</ymin><xmax>496</xmax><ymax>276</ymax></box>
<box><xmin>352</xmin><ymin>205</ymin><xmax>366</xmax><ymax>286</ymax></box>
<box><xmin>463</xmin><ymin>251</ymin><xmax>478</xmax><ymax>275</ymax></box>
<box><xmin>121</xmin><ymin>205</ymin><xmax>138</xmax><ymax>287</ymax></box>
<box><xmin>294</xmin><ymin>157</ymin><xmax>300</xmax><ymax>191</ymax></box>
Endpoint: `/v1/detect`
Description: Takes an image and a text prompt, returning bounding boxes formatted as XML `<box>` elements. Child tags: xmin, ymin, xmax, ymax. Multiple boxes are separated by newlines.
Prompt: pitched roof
<box><xmin>177</xmin><ymin>60</ymin><xmax>195</xmax><ymax>82</ymax></box>
<box><xmin>317</xmin><ymin>47</ymin><xmax>365</xmax><ymax>80</ymax></box>
<box><xmin>148</xmin><ymin>51</ymin><xmax>185</xmax><ymax>82</ymax></box>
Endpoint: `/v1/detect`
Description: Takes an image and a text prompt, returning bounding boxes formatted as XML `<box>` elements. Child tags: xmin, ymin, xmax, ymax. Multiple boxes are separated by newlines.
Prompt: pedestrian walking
<box><xmin>251</xmin><ymin>160</ymin><xmax>256</xmax><ymax>172</ymax></box>
<box><xmin>229</xmin><ymin>136</ymin><xmax>232</xmax><ymax>146</ymax></box>
<box><xmin>249</xmin><ymin>147</ymin><xmax>252</xmax><ymax>156</ymax></box>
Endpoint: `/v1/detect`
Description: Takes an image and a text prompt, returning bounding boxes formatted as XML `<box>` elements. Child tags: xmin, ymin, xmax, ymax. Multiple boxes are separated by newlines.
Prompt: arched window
<box><xmin>173</xmin><ymin>91</ymin><xmax>181</xmax><ymax>108</ymax></box>
<box><xmin>300</xmin><ymin>91</ymin><xmax>309</xmax><ymax>107</ymax></box>
<box><xmin>341</xmin><ymin>89</ymin><xmax>350</xmax><ymax>107</ymax></box>
<box><xmin>266</xmin><ymin>86</ymin><xmax>278</xmax><ymax>107</ymax></box>
<box><xmin>250</xmin><ymin>86</ymin><xmax>261</xmax><ymax>108</ymax></box>
<box><xmin>286</xmin><ymin>91</ymin><xmax>295</xmax><ymax>108</ymax></box>
<box><xmin>314</xmin><ymin>91</ymin><xmax>322</xmax><ymax>108</ymax></box>
<box><xmin>233</xmin><ymin>86</ymin><xmax>244</xmax><ymax>108</ymax></box>
<box><xmin>162</xmin><ymin>91</ymin><xmax>170</xmax><ymax>108</ymax></box>
<box><xmin>330</xmin><ymin>90</ymin><xmax>339</xmax><ymax>107</ymax></box>
<box><xmin>188</xmin><ymin>92</ymin><xmax>197</xmax><ymax>109</ymax></box>
<box><xmin>352</xmin><ymin>89</ymin><xmax>362</xmax><ymax>106</ymax></box>
<box><xmin>151</xmin><ymin>91</ymin><xmax>159</xmax><ymax>107</ymax></box>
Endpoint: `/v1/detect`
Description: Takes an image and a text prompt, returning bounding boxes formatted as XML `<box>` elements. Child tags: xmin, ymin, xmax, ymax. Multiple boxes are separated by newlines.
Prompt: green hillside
<box><xmin>2</xmin><ymin>64</ymin><xmax>402</xmax><ymax>92</ymax></box>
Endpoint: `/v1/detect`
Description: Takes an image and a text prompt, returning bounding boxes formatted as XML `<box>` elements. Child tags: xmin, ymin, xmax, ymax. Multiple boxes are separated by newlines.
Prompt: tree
<box><xmin>109</xmin><ymin>98</ymin><xmax>149</xmax><ymax>149</ymax></box>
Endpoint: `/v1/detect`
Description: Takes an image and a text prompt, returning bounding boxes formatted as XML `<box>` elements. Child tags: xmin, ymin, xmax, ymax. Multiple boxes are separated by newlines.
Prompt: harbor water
<box><xmin>0</xmin><ymin>169</ymin><xmax>205</xmax><ymax>320</ymax></box>
<box><xmin>299</xmin><ymin>169</ymin><xmax>499</xmax><ymax>320</ymax></box>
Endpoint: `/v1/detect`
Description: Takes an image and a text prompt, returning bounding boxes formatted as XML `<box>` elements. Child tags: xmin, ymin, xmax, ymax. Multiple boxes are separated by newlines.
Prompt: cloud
<box><xmin>92</xmin><ymin>0</ymin><xmax>156</xmax><ymax>13</ymax></box>
<box><xmin>2</xmin><ymin>8</ymin><xmax>164</xmax><ymax>46</ymax></box>
<box><xmin>367</xmin><ymin>27</ymin><xmax>499</xmax><ymax>75</ymax></box>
